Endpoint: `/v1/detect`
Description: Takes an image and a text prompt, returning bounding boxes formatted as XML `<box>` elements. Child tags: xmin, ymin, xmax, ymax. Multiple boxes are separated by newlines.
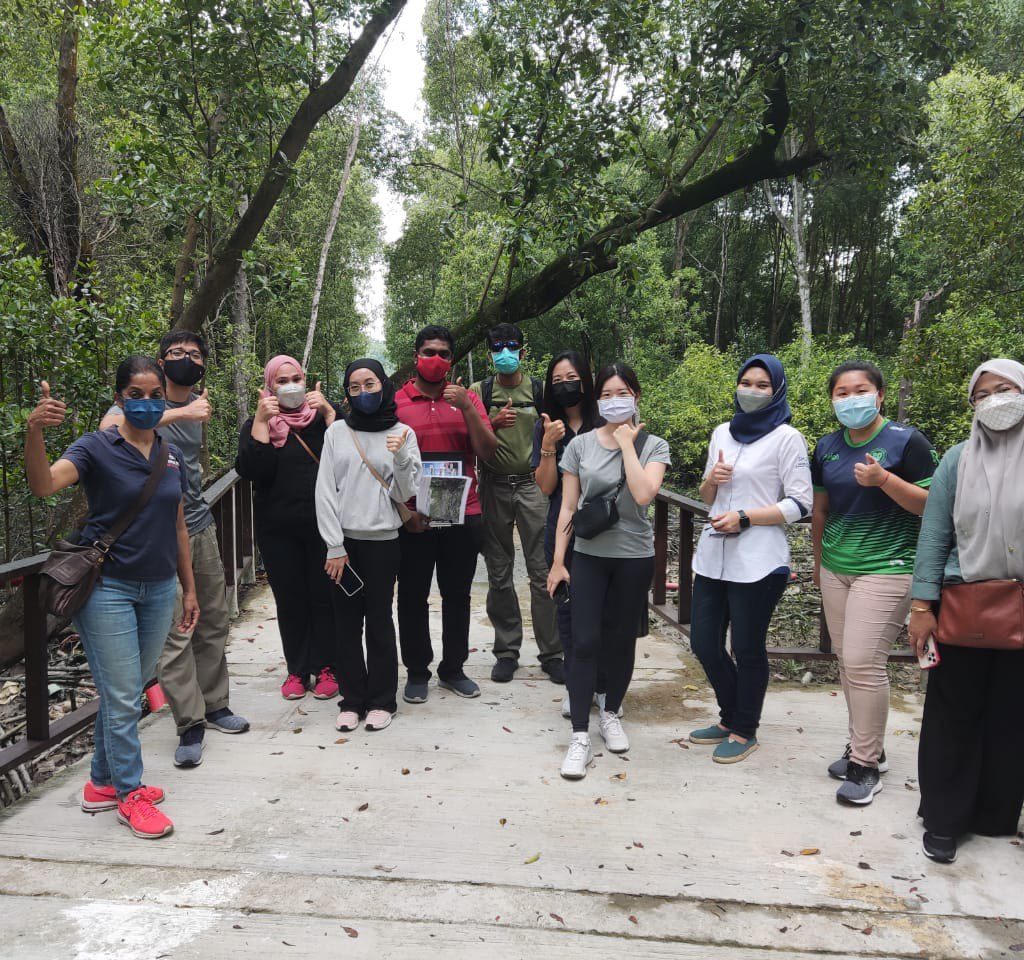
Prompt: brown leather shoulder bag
<box><xmin>936</xmin><ymin>579</ymin><xmax>1024</xmax><ymax>650</ymax></box>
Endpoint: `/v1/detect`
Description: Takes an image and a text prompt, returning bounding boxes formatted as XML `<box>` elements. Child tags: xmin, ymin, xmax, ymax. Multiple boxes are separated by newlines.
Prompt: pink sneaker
<box><xmin>117</xmin><ymin>790</ymin><xmax>174</xmax><ymax>839</ymax></box>
<box><xmin>82</xmin><ymin>781</ymin><xmax>164</xmax><ymax>813</ymax></box>
<box><xmin>281</xmin><ymin>674</ymin><xmax>307</xmax><ymax>700</ymax></box>
<box><xmin>335</xmin><ymin>710</ymin><xmax>360</xmax><ymax>732</ymax></box>
<box><xmin>364</xmin><ymin>709</ymin><xmax>393</xmax><ymax>732</ymax></box>
<box><xmin>312</xmin><ymin>667</ymin><xmax>339</xmax><ymax>700</ymax></box>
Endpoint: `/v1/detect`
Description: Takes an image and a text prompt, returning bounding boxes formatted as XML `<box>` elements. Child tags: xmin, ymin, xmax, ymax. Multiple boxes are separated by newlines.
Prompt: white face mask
<box><xmin>975</xmin><ymin>391</ymin><xmax>1024</xmax><ymax>431</ymax></box>
<box><xmin>276</xmin><ymin>382</ymin><xmax>306</xmax><ymax>410</ymax></box>
<box><xmin>598</xmin><ymin>396</ymin><xmax>636</xmax><ymax>424</ymax></box>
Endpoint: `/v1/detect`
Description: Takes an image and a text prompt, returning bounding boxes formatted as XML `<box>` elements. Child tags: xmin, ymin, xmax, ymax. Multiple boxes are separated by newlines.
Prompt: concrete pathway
<box><xmin>1</xmin><ymin>579</ymin><xmax>1023</xmax><ymax>959</ymax></box>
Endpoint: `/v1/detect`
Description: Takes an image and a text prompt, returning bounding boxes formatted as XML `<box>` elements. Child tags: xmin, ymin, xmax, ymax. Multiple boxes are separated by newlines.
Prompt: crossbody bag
<box><xmin>936</xmin><ymin>579</ymin><xmax>1024</xmax><ymax>650</ymax></box>
<box><xmin>38</xmin><ymin>443</ymin><xmax>170</xmax><ymax>617</ymax></box>
<box><xmin>347</xmin><ymin>425</ymin><xmax>416</xmax><ymax>527</ymax></box>
<box><xmin>571</xmin><ymin>431</ymin><xmax>648</xmax><ymax>540</ymax></box>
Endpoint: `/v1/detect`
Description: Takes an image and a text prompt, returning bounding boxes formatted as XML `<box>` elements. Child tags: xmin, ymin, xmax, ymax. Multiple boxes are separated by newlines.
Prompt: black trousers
<box><xmin>257</xmin><ymin>525</ymin><xmax>334</xmax><ymax>679</ymax></box>
<box><xmin>567</xmin><ymin>551</ymin><xmax>653</xmax><ymax>732</ymax></box>
<box><xmin>330</xmin><ymin>538</ymin><xmax>400</xmax><ymax>714</ymax></box>
<box><xmin>689</xmin><ymin>572</ymin><xmax>788</xmax><ymax>739</ymax></box>
<box><xmin>397</xmin><ymin>516</ymin><xmax>483</xmax><ymax>683</ymax></box>
<box><xmin>544</xmin><ymin>501</ymin><xmax>605</xmax><ymax>693</ymax></box>
<box><xmin>918</xmin><ymin>644</ymin><xmax>1024</xmax><ymax>838</ymax></box>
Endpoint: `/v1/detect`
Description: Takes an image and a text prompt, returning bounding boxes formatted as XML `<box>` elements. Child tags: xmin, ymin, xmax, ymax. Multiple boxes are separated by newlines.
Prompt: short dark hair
<box><xmin>159</xmin><ymin>329</ymin><xmax>208</xmax><ymax>360</ymax></box>
<box><xmin>827</xmin><ymin>360</ymin><xmax>884</xmax><ymax>396</ymax></box>
<box><xmin>414</xmin><ymin>324</ymin><xmax>455</xmax><ymax>352</ymax></box>
<box><xmin>486</xmin><ymin>322</ymin><xmax>524</xmax><ymax>349</ymax></box>
<box><xmin>594</xmin><ymin>361</ymin><xmax>642</xmax><ymax>398</ymax></box>
<box><xmin>543</xmin><ymin>350</ymin><xmax>597</xmax><ymax>431</ymax></box>
<box><xmin>115</xmin><ymin>355</ymin><xmax>166</xmax><ymax>394</ymax></box>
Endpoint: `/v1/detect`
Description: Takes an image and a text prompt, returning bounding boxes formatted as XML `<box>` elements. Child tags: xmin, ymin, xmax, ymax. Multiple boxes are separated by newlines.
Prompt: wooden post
<box><xmin>239</xmin><ymin>479</ymin><xmax>255</xmax><ymax>585</ymax></box>
<box><xmin>677</xmin><ymin>507</ymin><xmax>694</xmax><ymax>625</ymax></box>
<box><xmin>22</xmin><ymin>574</ymin><xmax>49</xmax><ymax>742</ymax></box>
<box><xmin>652</xmin><ymin>498</ymin><xmax>668</xmax><ymax>606</ymax></box>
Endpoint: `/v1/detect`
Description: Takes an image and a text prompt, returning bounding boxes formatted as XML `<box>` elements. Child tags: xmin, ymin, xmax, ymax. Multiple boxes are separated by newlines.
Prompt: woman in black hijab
<box><xmin>315</xmin><ymin>359</ymin><xmax>422</xmax><ymax>732</ymax></box>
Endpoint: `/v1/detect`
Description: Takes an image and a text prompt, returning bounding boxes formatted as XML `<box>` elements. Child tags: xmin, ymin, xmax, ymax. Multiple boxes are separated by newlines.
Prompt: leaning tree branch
<box><xmin>0</xmin><ymin>104</ymin><xmax>48</xmax><ymax>259</ymax></box>
<box><xmin>424</xmin><ymin>70</ymin><xmax>826</xmax><ymax>369</ymax></box>
<box><xmin>180</xmin><ymin>0</ymin><xmax>406</xmax><ymax>331</ymax></box>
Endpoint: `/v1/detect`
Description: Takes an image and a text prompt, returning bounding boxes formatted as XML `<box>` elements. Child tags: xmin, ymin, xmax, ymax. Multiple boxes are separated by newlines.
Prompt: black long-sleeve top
<box><xmin>234</xmin><ymin>408</ymin><xmax>341</xmax><ymax>536</ymax></box>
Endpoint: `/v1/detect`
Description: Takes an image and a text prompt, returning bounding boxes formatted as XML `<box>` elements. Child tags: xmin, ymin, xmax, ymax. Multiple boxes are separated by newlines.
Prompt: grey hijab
<box><xmin>954</xmin><ymin>358</ymin><xmax>1024</xmax><ymax>582</ymax></box>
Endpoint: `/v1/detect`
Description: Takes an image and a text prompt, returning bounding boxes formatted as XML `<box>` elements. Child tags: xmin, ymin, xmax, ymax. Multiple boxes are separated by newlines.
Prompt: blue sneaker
<box><xmin>205</xmin><ymin>708</ymin><xmax>250</xmax><ymax>734</ymax></box>
<box><xmin>173</xmin><ymin>724</ymin><xmax>204</xmax><ymax>768</ymax></box>
<box><xmin>438</xmin><ymin>675</ymin><xmax>481</xmax><ymax>698</ymax></box>
<box><xmin>712</xmin><ymin>735</ymin><xmax>759</xmax><ymax>764</ymax></box>
<box><xmin>403</xmin><ymin>680</ymin><xmax>429</xmax><ymax>704</ymax></box>
<box><xmin>689</xmin><ymin>723</ymin><xmax>730</xmax><ymax>745</ymax></box>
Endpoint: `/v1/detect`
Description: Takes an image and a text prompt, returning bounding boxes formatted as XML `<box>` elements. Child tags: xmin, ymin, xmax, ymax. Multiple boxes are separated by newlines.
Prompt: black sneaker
<box><xmin>541</xmin><ymin>658</ymin><xmax>565</xmax><ymax>685</ymax></box>
<box><xmin>828</xmin><ymin>743</ymin><xmax>889</xmax><ymax>780</ymax></box>
<box><xmin>836</xmin><ymin>760</ymin><xmax>883</xmax><ymax>805</ymax></box>
<box><xmin>922</xmin><ymin>832</ymin><xmax>958</xmax><ymax>864</ymax></box>
<box><xmin>490</xmin><ymin>658</ymin><xmax>518</xmax><ymax>683</ymax></box>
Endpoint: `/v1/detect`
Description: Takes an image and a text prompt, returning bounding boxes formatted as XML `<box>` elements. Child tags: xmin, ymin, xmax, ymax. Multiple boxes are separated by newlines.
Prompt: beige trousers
<box><xmin>820</xmin><ymin>568</ymin><xmax>912</xmax><ymax>768</ymax></box>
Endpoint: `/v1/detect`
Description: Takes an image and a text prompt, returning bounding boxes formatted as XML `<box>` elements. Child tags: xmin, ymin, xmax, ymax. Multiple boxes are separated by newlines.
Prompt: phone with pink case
<box><xmin>918</xmin><ymin>635</ymin><xmax>941</xmax><ymax>670</ymax></box>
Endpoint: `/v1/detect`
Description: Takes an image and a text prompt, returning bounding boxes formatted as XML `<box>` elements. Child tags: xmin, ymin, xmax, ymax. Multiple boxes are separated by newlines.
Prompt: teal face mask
<box><xmin>833</xmin><ymin>393</ymin><xmax>879</xmax><ymax>430</ymax></box>
<box><xmin>491</xmin><ymin>348</ymin><xmax>521</xmax><ymax>374</ymax></box>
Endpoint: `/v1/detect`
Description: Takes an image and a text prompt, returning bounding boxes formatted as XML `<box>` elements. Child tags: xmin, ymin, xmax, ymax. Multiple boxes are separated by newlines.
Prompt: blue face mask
<box><xmin>351</xmin><ymin>390</ymin><xmax>383</xmax><ymax>415</ymax></box>
<box><xmin>122</xmin><ymin>397</ymin><xmax>165</xmax><ymax>430</ymax></box>
<box><xmin>833</xmin><ymin>393</ymin><xmax>879</xmax><ymax>430</ymax></box>
<box><xmin>491</xmin><ymin>348</ymin><xmax>521</xmax><ymax>375</ymax></box>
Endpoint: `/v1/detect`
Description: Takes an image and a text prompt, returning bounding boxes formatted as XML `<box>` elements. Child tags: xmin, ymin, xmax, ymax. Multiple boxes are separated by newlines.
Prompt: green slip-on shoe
<box><xmin>712</xmin><ymin>736</ymin><xmax>759</xmax><ymax>764</ymax></box>
<box><xmin>689</xmin><ymin>723</ymin><xmax>730</xmax><ymax>745</ymax></box>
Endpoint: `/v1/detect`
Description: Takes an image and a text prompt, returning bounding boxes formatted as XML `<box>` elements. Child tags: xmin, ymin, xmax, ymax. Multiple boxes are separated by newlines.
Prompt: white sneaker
<box><xmin>594</xmin><ymin>693</ymin><xmax>624</xmax><ymax>718</ymax></box>
<box><xmin>561</xmin><ymin>695</ymin><xmax>571</xmax><ymax>719</ymax></box>
<box><xmin>598</xmin><ymin>710</ymin><xmax>629</xmax><ymax>753</ymax></box>
<box><xmin>335</xmin><ymin>710</ymin><xmax>360</xmax><ymax>732</ymax></box>
<box><xmin>560</xmin><ymin>733</ymin><xmax>593</xmax><ymax>779</ymax></box>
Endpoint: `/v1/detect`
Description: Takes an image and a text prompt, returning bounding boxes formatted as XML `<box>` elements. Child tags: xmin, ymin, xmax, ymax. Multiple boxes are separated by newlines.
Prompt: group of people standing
<box><xmin>23</xmin><ymin>323</ymin><xmax>1024</xmax><ymax>867</ymax></box>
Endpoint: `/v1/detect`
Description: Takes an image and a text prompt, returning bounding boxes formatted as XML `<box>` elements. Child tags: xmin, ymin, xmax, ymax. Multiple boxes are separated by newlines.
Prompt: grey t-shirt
<box><xmin>105</xmin><ymin>396</ymin><xmax>213</xmax><ymax>535</ymax></box>
<box><xmin>560</xmin><ymin>430</ymin><xmax>671</xmax><ymax>558</ymax></box>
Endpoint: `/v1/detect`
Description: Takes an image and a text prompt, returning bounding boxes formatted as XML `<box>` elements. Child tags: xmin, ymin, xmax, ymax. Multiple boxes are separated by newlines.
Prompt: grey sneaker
<box><xmin>828</xmin><ymin>743</ymin><xmax>889</xmax><ymax>780</ymax></box>
<box><xmin>173</xmin><ymin>725</ymin><xmax>204</xmax><ymax>768</ymax></box>
<box><xmin>205</xmin><ymin>708</ymin><xmax>250</xmax><ymax>734</ymax></box>
<box><xmin>836</xmin><ymin>761</ymin><xmax>883</xmax><ymax>805</ymax></box>
<box><xmin>438</xmin><ymin>676</ymin><xmax>481</xmax><ymax>698</ymax></box>
<box><xmin>403</xmin><ymin>680</ymin><xmax>429</xmax><ymax>704</ymax></box>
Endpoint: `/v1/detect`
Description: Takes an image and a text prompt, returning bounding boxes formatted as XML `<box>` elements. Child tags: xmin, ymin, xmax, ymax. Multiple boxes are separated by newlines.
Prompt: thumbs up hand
<box><xmin>709</xmin><ymin>448</ymin><xmax>733</xmax><ymax>485</ymax></box>
<box><xmin>185</xmin><ymin>387</ymin><xmax>212</xmax><ymax>423</ymax></box>
<box><xmin>443</xmin><ymin>376</ymin><xmax>470</xmax><ymax>411</ymax></box>
<box><xmin>386</xmin><ymin>428</ymin><xmax>409</xmax><ymax>454</ymax></box>
<box><xmin>491</xmin><ymin>396</ymin><xmax>517</xmax><ymax>430</ymax></box>
<box><xmin>28</xmin><ymin>381</ymin><xmax>67</xmax><ymax>432</ymax></box>
<box><xmin>540</xmin><ymin>412</ymin><xmax>565</xmax><ymax>449</ymax></box>
<box><xmin>854</xmin><ymin>452</ymin><xmax>889</xmax><ymax>488</ymax></box>
<box><xmin>305</xmin><ymin>379</ymin><xmax>335</xmax><ymax>425</ymax></box>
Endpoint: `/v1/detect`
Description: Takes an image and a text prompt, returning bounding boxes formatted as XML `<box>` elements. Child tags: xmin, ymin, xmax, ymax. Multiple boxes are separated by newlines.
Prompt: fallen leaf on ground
<box><xmin>861</xmin><ymin>926</ymin><xmax>873</xmax><ymax>936</ymax></box>
<box><xmin>292</xmin><ymin>727</ymin><xmax>302</xmax><ymax>734</ymax></box>
<box><xmin>334</xmin><ymin>738</ymin><xmax>348</xmax><ymax>744</ymax></box>
<box><xmin>628</xmin><ymin>915</ymin><xmax>638</xmax><ymax>925</ymax></box>
<box><xmin>850</xmin><ymin>830</ymin><xmax>862</xmax><ymax>837</ymax></box>
<box><xmin>550</xmin><ymin>913</ymin><xmax>565</xmax><ymax>924</ymax></box>
<box><xmin>610</xmin><ymin>772</ymin><xmax>627</xmax><ymax>781</ymax></box>
<box><xmin>499</xmin><ymin>818</ymin><xmax>507</xmax><ymax>826</ymax></box>
<box><xmin>858</xmin><ymin>862</ymin><xmax>872</xmax><ymax>870</ymax></box>
<box><xmin>800</xmin><ymin>848</ymin><xmax>820</xmax><ymax>856</ymax></box>
<box><xmin>401</xmin><ymin>768</ymin><xmax>410</xmax><ymax>775</ymax></box>
<box><xmin>357</xmin><ymin>802</ymin><xmax>369</xmax><ymax>812</ymax></box>
<box><xmin>207</xmin><ymin>828</ymin><xmax>224</xmax><ymax>835</ymax></box>
<box><xmin>373</xmin><ymin>865</ymin><xmax>394</xmax><ymax>872</ymax></box>
<box><xmin>781</xmin><ymin>850</ymin><xmax>795</xmax><ymax>857</ymax></box>
<box><xmin>502</xmin><ymin>726</ymin><xmax>512</xmax><ymax>733</ymax></box>
<box><xmin>594</xmin><ymin>797</ymin><xmax>609</xmax><ymax>805</ymax></box>
<box><xmin>343</xmin><ymin>927</ymin><xmax>359</xmax><ymax>938</ymax></box>
<box><xmin>684</xmin><ymin>685</ymin><xmax>699</xmax><ymax>692</ymax></box>
<box><xmin>633</xmin><ymin>840</ymin><xmax>644</xmax><ymax>848</ymax></box>
<box><xmin>524</xmin><ymin>853</ymin><xmax>541</xmax><ymax>864</ymax></box>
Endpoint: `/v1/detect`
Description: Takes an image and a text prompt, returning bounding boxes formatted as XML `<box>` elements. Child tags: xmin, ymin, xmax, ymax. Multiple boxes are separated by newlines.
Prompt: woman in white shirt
<box><xmin>688</xmin><ymin>354</ymin><xmax>812</xmax><ymax>763</ymax></box>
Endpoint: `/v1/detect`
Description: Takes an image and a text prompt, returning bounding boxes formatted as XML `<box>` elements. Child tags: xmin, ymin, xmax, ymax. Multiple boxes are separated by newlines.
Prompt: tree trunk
<box><xmin>180</xmin><ymin>0</ymin><xmax>406</xmax><ymax>330</ymax></box>
<box><xmin>897</xmin><ymin>286</ymin><xmax>946</xmax><ymax>422</ymax></box>
<box><xmin>171</xmin><ymin>213</ymin><xmax>201</xmax><ymax>324</ymax></box>
<box><xmin>714</xmin><ymin>201</ymin><xmax>730</xmax><ymax>348</ymax></box>
<box><xmin>231</xmin><ymin>200</ymin><xmax>252</xmax><ymax>430</ymax></box>
<box><xmin>303</xmin><ymin>104</ymin><xmax>364</xmax><ymax>370</ymax></box>
<box><xmin>54</xmin><ymin>22</ymin><xmax>81</xmax><ymax>294</ymax></box>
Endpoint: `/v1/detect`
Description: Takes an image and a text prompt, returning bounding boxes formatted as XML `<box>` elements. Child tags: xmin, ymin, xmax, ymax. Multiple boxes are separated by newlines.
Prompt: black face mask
<box><xmin>163</xmin><ymin>356</ymin><xmax>205</xmax><ymax>387</ymax></box>
<box><xmin>551</xmin><ymin>380</ymin><xmax>583</xmax><ymax>408</ymax></box>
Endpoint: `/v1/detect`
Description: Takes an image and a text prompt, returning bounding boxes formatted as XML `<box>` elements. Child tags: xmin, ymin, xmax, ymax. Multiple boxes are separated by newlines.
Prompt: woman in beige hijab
<box><xmin>909</xmin><ymin>358</ymin><xmax>1024</xmax><ymax>865</ymax></box>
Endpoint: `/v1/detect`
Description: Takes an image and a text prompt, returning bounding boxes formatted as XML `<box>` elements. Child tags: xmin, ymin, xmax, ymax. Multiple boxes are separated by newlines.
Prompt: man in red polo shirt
<box><xmin>396</xmin><ymin>324</ymin><xmax>498</xmax><ymax>704</ymax></box>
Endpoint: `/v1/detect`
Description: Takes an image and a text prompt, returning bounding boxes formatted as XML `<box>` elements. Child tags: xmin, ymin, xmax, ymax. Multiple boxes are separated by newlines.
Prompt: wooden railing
<box><xmin>0</xmin><ymin>471</ymin><xmax>254</xmax><ymax>781</ymax></box>
<box><xmin>648</xmin><ymin>488</ymin><xmax>916</xmax><ymax>663</ymax></box>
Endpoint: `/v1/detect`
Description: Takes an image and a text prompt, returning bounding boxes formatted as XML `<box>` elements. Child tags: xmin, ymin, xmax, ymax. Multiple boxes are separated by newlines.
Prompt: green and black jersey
<box><xmin>811</xmin><ymin>420</ymin><xmax>937</xmax><ymax>576</ymax></box>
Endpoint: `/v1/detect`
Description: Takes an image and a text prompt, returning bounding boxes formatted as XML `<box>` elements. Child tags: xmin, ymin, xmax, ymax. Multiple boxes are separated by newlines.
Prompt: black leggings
<box><xmin>257</xmin><ymin>525</ymin><xmax>334</xmax><ymax>679</ymax></box>
<box><xmin>567</xmin><ymin>551</ymin><xmax>653</xmax><ymax>733</ymax></box>
<box><xmin>331</xmin><ymin>537</ymin><xmax>400</xmax><ymax>715</ymax></box>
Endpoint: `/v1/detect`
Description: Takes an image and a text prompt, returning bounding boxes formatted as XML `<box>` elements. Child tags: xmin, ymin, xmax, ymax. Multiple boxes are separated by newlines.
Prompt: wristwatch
<box><xmin>737</xmin><ymin>509</ymin><xmax>751</xmax><ymax>531</ymax></box>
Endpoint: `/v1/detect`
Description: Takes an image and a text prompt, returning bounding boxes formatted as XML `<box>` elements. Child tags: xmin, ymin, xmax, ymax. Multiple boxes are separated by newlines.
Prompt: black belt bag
<box><xmin>571</xmin><ymin>431</ymin><xmax>647</xmax><ymax>541</ymax></box>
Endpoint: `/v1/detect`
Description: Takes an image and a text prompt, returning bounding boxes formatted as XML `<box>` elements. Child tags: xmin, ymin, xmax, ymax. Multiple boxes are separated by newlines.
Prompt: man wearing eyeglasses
<box><xmin>471</xmin><ymin>323</ymin><xmax>562</xmax><ymax>686</ymax></box>
<box><xmin>101</xmin><ymin>330</ymin><xmax>249</xmax><ymax>770</ymax></box>
<box><xmin>395</xmin><ymin>325</ymin><xmax>498</xmax><ymax>704</ymax></box>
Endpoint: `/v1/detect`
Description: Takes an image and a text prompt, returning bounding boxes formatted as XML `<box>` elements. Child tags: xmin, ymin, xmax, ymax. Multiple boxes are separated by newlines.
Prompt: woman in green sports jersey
<box><xmin>811</xmin><ymin>360</ymin><xmax>937</xmax><ymax>806</ymax></box>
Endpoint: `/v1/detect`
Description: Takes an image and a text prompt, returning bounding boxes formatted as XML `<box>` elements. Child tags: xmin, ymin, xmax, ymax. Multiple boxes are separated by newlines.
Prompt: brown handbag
<box><xmin>935</xmin><ymin>579</ymin><xmax>1024</xmax><ymax>650</ymax></box>
<box><xmin>38</xmin><ymin>444</ymin><xmax>170</xmax><ymax>618</ymax></box>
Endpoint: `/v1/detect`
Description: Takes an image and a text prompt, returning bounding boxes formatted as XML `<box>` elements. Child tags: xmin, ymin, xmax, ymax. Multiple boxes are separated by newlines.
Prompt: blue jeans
<box><xmin>73</xmin><ymin>576</ymin><xmax>178</xmax><ymax>797</ymax></box>
<box><xmin>690</xmin><ymin>572</ymin><xmax>788</xmax><ymax>739</ymax></box>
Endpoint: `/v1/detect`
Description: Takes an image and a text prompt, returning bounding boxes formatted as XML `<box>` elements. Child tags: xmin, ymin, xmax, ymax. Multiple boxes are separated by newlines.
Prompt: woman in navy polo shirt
<box><xmin>25</xmin><ymin>356</ymin><xmax>199</xmax><ymax>840</ymax></box>
<box><xmin>811</xmin><ymin>360</ymin><xmax>936</xmax><ymax>806</ymax></box>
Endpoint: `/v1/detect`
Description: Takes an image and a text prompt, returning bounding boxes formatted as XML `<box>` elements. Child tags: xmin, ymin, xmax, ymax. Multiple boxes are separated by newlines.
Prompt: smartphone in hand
<box><xmin>918</xmin><ymin>635</ymin><xmax>941</xmax><ymax>670</ymax></box>
<box><xmin>336</xmin><ymin>563</ymin><xmax>364</xmax><ymax>597</ymax></box>
<box><xmin>553</xmin><ymin>580</ymin><xmax>571</xmax><ymax>605</ymax></box>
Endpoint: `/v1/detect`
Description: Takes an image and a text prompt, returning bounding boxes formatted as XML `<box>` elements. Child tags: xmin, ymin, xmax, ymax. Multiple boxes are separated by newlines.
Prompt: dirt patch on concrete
<box><xmin>625</xmin><ymin>672</ymin><xmax>710</xmax><ymax>724</ymax></box>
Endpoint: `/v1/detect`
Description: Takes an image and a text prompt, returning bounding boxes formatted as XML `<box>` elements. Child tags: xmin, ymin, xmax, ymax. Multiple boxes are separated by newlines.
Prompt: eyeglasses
<box><xmin>165</xmin><ymin>348</ymin><xmax>204</xmax><ymax>362</ymax></box>
<box><xmin>348</xmin><ymin>380</ymin><xmax>381</xmax><ymax>396</ymax></box>
<box><xmin>490</xmin><ymin>340</ymin><xmax>521</xmax><ymax>352</ymax></box>
<box><xmin>419</xmin><ymin>348</ymin><xmax>453</xmax><ymax>360</ymax></box>
<box><xmin>970</xmin><ymin>384</ymin><xmax>1021</xmax><ymax>406</ymax></box>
